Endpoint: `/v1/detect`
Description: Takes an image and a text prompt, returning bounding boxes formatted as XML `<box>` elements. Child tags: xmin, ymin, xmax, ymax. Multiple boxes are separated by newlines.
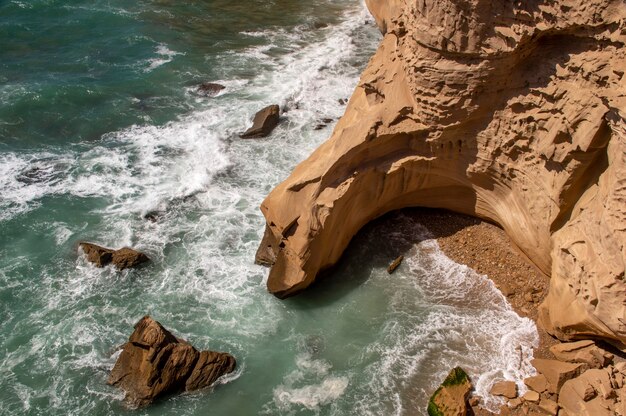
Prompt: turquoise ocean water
<box><xmin>0</xmin><ymin>1</ymin><xmax>539</xmax><ymax>414</ymax></box>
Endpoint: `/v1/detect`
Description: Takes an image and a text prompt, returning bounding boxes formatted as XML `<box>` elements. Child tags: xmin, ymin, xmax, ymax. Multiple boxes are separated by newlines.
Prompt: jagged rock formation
<box><xmin>79</xmin><ymin>242</ymin><xmax>149</xmax><ymax>270</ymax></box>
<box><xmin>256</xmin><ymin>0</ymin><xmax>626</xmax><ymax>346</ymax></box>
<box><xmin>108</xmin><ymin>316</ymin><xmax>236</xmax><ymax>408</ymax></box>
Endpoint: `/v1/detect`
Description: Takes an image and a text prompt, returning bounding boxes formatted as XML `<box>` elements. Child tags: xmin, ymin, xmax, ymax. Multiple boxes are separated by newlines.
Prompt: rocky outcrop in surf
<box><xmin>240</xmin><ymin>104</ymin><xmax>280</xmax><ymax>138</ymax></box>
<box><xmin>256</xmin><ymin>0</ymin><xmax>626</xmax><ymax>347</ymax></box>
<box><xmin>108</xmin><ymin>316</ymin><xmax>236</xmax><ymax>408</ymax></box>
<box><xmin>79</xmin><ymin>242</ymin><xmax>149</xmax><ymax>270</ymax></box>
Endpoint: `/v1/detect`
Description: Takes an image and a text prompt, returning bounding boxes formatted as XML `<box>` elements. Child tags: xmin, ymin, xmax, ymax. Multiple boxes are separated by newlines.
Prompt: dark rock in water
<box><xmin>313</xmin><ymin>21</ymin><xmax>328</xmax><ymax>29</ymax></box>
<box><xmin>111</xmin><ymin>248</ymin><xmax>149</xmax><ymax>270</ymax></box>
<box><xmin>387</xmin><ymin>255</ymin><xmax>404</xmax><ymax>274</ymax></box>
<box><xmin>143</xmin><ymin>211</ymin><xmax>163</xmax><ymax>222</ymax></box>
<box><xmin>338</xmin><ymin>98</ymin><xmax>347</xmax><ymax>105</ymax></box>
<box><xmin>108</xmin><ymin>316</ymin><xmax>236</xmax><ymax>408</ymax></box>
<box><xmin>197</xmin><ymin>82</ymin><xmax>225</xmax><ymax>97</ymax></box>
<box><xmin>427</xmin><ymin>367</ymin><xmax>472</xmax><ymax>416</ymax></box>
<box><xmin>303</xmin><ymin>335</ymin><xmax>324</xmax><ymax>355</ymax></box>
<box><xmin>313</xmin><ymin>118</ymin><xmax>335</xmax><ymax>131</ymax></box>
<box><xmin>79</xmin><ymin>242</ymin><xmax>114</xmax><ymax>267</ymax></box>
<box><xmin>79</xmin><ymin>242</ymin><xmax>149</xmax><ymax>270</ymax></box>
<box><xmin>240</xmin><ymin>104</ymin><xmax>280</xmax><ymax>138</ymax></box>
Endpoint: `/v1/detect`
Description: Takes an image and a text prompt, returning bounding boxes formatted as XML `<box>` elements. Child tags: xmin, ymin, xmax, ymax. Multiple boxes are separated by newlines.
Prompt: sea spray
<box><xmin>0</xmin><ymin>1</ymin><xmax>538</xmax><ymax>415</ymax></box>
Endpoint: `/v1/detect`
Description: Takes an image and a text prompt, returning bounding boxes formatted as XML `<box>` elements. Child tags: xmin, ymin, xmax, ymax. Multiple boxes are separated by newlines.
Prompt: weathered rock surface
<box><xmin>107</xmin><ymin>316</ymin><xmax>236</xmax><ymax>408</ymax></box>
<box><xmin>532</xmin><ymin>358</ymin><xmax>583</xmax><ymax>394</ymax></box>
<box><xmin>558</xmin><ymin>366</ymin><xmax>626</xmax><ymax>415</ymax></box>
<box><xmin>427</xmin><ymin>367</ymin><xmax>472</xmax><ymax>416</ymax></box>
<box><xmin>241</xmin><ymin>104</ymin><xmax>280</xmax><ymax>138</ymax></box>
<box><xmin>525</xmin><ymin>374</ymin><xmax>548</xmax><ymax>394</ymax></box>
<box><xmin>79</xmin><ymin>242</ymin><xmax>149</xmax><ymax>270</ymax></box>
<box><xmin>550</xmin><ymin>340</ymin><xmax>614</xmax><ymax>368</ymax></box>
<box><xmin>490</xmin><ymin>380</ymin><xmax>517</xmax><ymax>399</ymax></box>
<box><xmin>256</xmin><ymin>0</ymin><xmax>626</xmax><ymax>347</ymax></box>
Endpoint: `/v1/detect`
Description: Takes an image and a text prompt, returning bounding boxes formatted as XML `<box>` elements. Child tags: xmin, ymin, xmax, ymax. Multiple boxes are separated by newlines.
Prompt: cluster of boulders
<box><xmin>108</xmin><ymin>316</ymin><xmax>236</xmax><ymax>408</ymax></box>
<box><xmin>428</xmin><ymin>340</ymin><xmax>624</xmax><ymax>415</ymax></box>
<box><xmin>487</xmin><ymin>340</ymin><xmax>622</xmax><ymax>415</ymax></box>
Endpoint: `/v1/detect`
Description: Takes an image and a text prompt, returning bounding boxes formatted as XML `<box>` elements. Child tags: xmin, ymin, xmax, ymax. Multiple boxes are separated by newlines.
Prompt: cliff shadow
<box><xmin>285</xmin><ymin>208</ymin><xmax>483</xmax><ymax>310</ymax></box>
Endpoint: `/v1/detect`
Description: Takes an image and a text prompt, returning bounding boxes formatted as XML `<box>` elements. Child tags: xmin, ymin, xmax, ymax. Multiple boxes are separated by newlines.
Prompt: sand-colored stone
<box><xmin>491</xmin><ymin>380</ymin><xmax>517</xmax><ymax>399</ymax></box>
<box><xmin>539</xmin><ymin>398</ymin><xmax>559</xmax><ymax>416</ymax></box>
<box><xmin>256</xmin><ymin>0</ymin><xmax>626</xmax><ymax>348</ymax></box>
<box><xmin>558</xmin><ymin>368</ymin><xmax>620</xmax><ymax>416</ymax></box>
<box><xmin>549</xmin><ymin>340</ymin><xmax>614</xmax><ymax>368</ymax></box>
<box><xmin>525</xmin><ymin>374</ymin><xmax>548</xmax><ymax>394</ymax></box>
<box><xmin>523</xmin><ymin>390</ymin><xmax>540</xmax><ymax>403</ymax></box>
<box><xmin>532</xmin><ymin>359</ymin><xmax>583</xmax><ymax>394</ymax></box>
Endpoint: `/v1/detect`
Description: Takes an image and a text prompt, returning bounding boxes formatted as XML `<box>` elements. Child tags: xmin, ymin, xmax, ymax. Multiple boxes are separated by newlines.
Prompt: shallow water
<box><xmin>0</xmin><ymin>1</ymin><xmax>538</xmax><ymax>414</ymax></box>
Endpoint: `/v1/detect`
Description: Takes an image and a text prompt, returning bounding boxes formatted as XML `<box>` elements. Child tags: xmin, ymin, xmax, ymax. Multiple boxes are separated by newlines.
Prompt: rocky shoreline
<box><xmin>413</xmin><ymin>209</ymin><xmax>557</xmax><ymax>361</ymax></box>
<box><xmin>415</xmin><ymin>208</ymin><xmax>626</xmax><ymax>415</ymax></box>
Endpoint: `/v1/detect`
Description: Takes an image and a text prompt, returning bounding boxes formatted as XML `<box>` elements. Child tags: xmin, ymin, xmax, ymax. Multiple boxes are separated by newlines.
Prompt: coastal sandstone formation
<box><xmin>108</xmin><ymin>316</ymin><xmax>236</xmax><ymax>407</ymax></box>
<box><xmin>257</xmin><ymin>0</ymin><xmax>626</xmax><ymax>348</ymax></box>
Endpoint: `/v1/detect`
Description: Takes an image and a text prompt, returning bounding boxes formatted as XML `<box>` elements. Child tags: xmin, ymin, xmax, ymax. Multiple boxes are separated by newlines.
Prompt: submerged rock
<box><xmin>387</xmin><ymin>255</ymin><xmax>404</xmax><ymax>274</ymax></box>
<box><xmin>240</xmin><ymin>104</ymin><xmax>280</xmax><ymax>138</ymax></box>
<box><xmin>427</xmin><ymin>367</ymin><xmax>472</xmax><ymax>416</ymax></box>
<box><xmin>197</xmin><ymin>82</ymin><xmax>225</xmax><ymax>96</ymax></box>
<box><xmin>108</xmin><ymin>316</ymin><xmax>236</xmax><ymax>408</ymax></box>
<box><xmin>78</xmin><ymin>242</ymin><xmax>149</xmax><ymax>270</ymax></box>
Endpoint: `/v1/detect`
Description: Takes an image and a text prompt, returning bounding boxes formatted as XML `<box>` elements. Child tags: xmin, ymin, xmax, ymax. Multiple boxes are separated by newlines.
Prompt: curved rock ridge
<box><xmin>257</xmin><ymin>0</ymin><xmax>626</xmax><ymax>346</ymax></box>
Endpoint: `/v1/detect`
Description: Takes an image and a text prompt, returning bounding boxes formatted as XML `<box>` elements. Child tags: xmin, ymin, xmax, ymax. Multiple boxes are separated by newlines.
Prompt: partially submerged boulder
<box><xmin>79</xmin><ymin>242</ymin><xmax>149</xmax><ymax>270</ymax></box>
<box><xmin>387</xmin><ymin>255</ymin><xmax>404</xmax><ymax>274</ymax></box>
<box><xmin>240</xmin><ymin>104</ymin><xmax>280</xmax><ymax>138</ymax></box>
<box><xmin>108</xmin><ymin>316</ymin><xmax>236</xmax><ymax>408</ymax></box>
<box><xmin>197</xmin><ymin>82</ymin><xmax>225</xmax><ymax>97</ymax></box>
<box><xmin>427</xmin><ymin>367</ymin><xmax>472</xmax><ymax>416</ymax></box>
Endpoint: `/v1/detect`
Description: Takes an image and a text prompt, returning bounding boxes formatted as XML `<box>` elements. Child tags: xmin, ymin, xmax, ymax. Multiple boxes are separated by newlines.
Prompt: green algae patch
<box><xmin>427</xmin><ymin>367</ymin><xmax>472</xmax><ymax>416</ymax></box>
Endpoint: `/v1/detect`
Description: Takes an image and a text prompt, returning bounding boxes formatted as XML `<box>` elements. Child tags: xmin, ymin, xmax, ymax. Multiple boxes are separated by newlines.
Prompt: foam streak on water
<box><xmin>0</xmin><ymin>1</ymin><xmax>538</xmax><ymax>415</ymax></box>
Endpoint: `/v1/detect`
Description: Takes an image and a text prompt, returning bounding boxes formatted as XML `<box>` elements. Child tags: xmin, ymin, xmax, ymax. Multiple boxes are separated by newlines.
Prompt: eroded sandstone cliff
<box><xmin>257</xmin><ymin>0</ymin><xmax>626</xmax><ymax>347</ymax></box>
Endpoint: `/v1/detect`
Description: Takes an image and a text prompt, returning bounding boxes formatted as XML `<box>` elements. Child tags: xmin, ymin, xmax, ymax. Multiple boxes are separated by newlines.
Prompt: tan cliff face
<box><xmin>257</xmin><ymin>0</ymin><xmax>626</xmax><ymax>347</ymax></box>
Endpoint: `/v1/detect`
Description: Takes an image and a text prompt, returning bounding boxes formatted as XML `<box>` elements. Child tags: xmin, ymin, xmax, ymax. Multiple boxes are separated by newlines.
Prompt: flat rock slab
<box><xmin>549</xmin><ymin>340</ymin><xmax>614</xmax><ymax>368</ymax></box>
<box><xmin>531</xmin><ymin>358</ymin><xmax>583</xmax><ymax>394</ymax></box>
<box><xmin>490</xmin><ymin>380</ymin><xmax>517</xmax><ymax>399</ymax></box>
<box><xmin>240</xmin><ymin>104</ymin><xmax>280</xmax><ymax>138</ymax></box>
<box><xmin>108</xmin><ymin>316</ymin><xmax>236</xmax><ymax>408</ymax></box>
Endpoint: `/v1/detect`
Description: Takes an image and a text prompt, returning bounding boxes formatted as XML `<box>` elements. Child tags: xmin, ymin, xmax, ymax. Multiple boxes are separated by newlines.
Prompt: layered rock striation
<box><xmin>257</xmin><ymin>0</ymin><xmax>626</xmax><ymax>347</ymax></box>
